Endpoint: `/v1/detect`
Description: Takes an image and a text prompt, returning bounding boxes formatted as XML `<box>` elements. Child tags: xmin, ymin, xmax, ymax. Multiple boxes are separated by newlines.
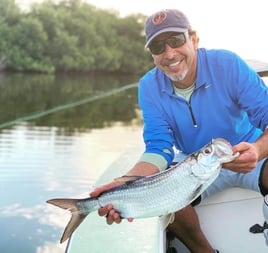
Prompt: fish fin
<box><xmin>46</xmin><ymin>198</ymin><xmax>88</xmax><ymax>243</ymax></box>
<box><xmin>60</xmin><ymin>210</ymin><xmax>87</xmax><ymax>243</ymax></box>
<box><xmin>114</xmin><ymin>175</ymin><xmax>144</xmax><ymax>183</ymax></box>
<box><xmin>47</xmin><ymin>198</ymin><xmax>78</xmax><ymax>211</ymax></box>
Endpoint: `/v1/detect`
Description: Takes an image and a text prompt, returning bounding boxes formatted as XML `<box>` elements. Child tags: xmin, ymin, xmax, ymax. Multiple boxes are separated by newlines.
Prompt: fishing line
<box><xmin>0</xmin><ymin>82</ymin><xmax>138</xmax><ymax>129</ymax></box>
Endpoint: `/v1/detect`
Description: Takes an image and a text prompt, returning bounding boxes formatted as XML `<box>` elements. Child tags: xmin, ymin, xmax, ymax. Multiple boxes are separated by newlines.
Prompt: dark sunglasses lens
<box><xmin>167</xmin><ymin>35</ymin><xmax>185</xmax><ymax>48</ymax></box>
<box><xmin>149</xmin><ymin>34</ymin><xmax>186</xmax><ymax>55</ymax></box>
<box><xmin>149</xmin><ymin>41</ymin><xmax>165</xmax><ymax>55</ymax></box>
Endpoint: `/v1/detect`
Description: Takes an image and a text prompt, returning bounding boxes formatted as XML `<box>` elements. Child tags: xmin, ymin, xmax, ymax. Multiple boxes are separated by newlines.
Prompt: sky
<box><xmin>17</xmin><ymin>0</ymin><xmax>268</xmax><ymax>62</ymax></box>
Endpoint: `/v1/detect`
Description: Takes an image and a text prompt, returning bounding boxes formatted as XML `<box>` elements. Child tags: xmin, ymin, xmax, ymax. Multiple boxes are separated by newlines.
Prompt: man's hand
<box><xmin>90</xmin><ymin>181</ymin><xmax>122</xmax><ymax>198</ymax></box>
<box><xmin>223</xmin><ymin>142</ymin><xmax>259</xmax><ymax>173</ymax></box>
<box><xmin>90</xmin><ymin>161</ymin><xmax>159</xmax><ymax>224</ymax></box>
<box><xmin>90</xmin><ymin>181</ymin><xmax>134</xmax><ymax>224</ymax></box>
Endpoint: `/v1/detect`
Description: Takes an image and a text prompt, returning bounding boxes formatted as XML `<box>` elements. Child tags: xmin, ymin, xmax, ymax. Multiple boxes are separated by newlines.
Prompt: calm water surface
<box><xmin>0</xmin><ymin>72</ymin><xmax>143</xmax><ymax>253</ymax></box>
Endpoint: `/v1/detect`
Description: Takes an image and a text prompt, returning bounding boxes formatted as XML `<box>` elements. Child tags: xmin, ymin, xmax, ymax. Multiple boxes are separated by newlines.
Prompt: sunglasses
<box><xmin>148</xmin><ymin>32</ymin><xmax>188</xmax><ymax>55</ymax></box>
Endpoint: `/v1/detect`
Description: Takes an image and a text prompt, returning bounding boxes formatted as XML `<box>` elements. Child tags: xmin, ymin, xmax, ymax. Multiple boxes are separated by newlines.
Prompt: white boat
<box><xmin>166</xmin><ymin>188</ymin><xmax>267</xmax><ymax>253</ymax></box>
<box><xmin>66</xmin><ymin>60</ymin><xmax>268</xmax><ymax>253</ymax></box>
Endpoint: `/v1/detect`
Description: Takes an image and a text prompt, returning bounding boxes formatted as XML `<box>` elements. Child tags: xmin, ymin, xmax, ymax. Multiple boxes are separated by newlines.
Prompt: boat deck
<box><xmin>170</xmin><ymin>188</ymin><xmax>266</xmax><ymax>253</ymax></box>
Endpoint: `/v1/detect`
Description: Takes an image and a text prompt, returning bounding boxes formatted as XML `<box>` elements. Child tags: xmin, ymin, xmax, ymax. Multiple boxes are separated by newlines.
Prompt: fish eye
<box><xmin>203</xmin><ymin>147</ymin><xmax>212</xmax><ymax>155</ymax></box>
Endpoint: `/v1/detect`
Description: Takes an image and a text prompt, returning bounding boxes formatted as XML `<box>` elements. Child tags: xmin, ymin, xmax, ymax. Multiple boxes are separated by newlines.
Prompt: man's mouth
<box><xmin>168</xmin><ymin>60</ymin><xmax>181</xmax><ymax>67</ymax></box>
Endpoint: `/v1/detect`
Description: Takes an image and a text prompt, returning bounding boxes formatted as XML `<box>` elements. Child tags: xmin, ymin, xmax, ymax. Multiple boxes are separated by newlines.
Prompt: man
<box><xmin>90</xmin><ymin>9</ymin><xmax>268</xmax><ymax>253</ymax></box>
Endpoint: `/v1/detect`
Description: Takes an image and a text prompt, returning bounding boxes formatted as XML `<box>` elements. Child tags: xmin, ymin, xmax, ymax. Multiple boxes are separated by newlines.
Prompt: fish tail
<box><xmin>47</xmin><ymin>198</ymin><xmax>88</xmax><ymax>243</ymax></box>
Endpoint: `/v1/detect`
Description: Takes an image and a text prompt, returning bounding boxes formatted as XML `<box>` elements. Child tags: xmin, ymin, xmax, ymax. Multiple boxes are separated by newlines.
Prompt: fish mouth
<box><xmin>212</xmin><ymin>138</ymin><xmax>239</xmax><ymax>162</ymax></box>
<box><xmin>212</xmin><ymin>138</ymin><xmax>231</xmax><ymax>146</ymax></box>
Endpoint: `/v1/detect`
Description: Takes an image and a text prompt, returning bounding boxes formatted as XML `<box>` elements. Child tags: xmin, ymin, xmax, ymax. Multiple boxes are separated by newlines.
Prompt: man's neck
<box><xmin>173</xmin><ymin>76</ymin><xmax>196</xmax><ymax>89</ymax></box>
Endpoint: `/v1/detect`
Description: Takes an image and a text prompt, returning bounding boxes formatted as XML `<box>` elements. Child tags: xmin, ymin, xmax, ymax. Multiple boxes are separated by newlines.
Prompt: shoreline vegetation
<box><xmin>0</xmin><ymin>0</ymin><xmax>154</xmax><ymax>74</ymax></box>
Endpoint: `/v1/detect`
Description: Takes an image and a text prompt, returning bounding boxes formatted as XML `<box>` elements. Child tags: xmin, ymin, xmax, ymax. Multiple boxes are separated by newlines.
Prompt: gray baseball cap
<box><xmin>145</xmin><ymin>9</ymin><xmax>192</xmax><ymax>48</ymax></box>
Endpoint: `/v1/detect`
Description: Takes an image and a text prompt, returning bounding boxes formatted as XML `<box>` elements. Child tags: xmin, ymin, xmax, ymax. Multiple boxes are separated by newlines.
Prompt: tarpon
<box><xmin>47</xmin><ymin>138</ymin><xmax>239</xmax><ymax>243</ymax></box>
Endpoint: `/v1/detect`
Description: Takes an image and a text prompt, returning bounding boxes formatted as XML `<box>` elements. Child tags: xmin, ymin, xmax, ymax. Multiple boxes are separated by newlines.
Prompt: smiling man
<box><xmin>91</xmin><ymin>9</ymin><xmax>268</xmax><ymax>253</ymax></box>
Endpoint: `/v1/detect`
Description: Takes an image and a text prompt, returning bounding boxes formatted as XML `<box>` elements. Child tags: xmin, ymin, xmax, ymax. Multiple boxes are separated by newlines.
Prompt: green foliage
<box><xmin>0</xmin><ymin>0</ymin><xmax>153</xmax><ymax>73</ymax></box>
<box><xmin>0</xmin><ymin>0</ymin><xmax>21</xmax><ymax>25</ymax></box>
<box><xmin>6</xmin><ymin>17</ymin><xmax>54</xmax><ymax>72</ymax></box>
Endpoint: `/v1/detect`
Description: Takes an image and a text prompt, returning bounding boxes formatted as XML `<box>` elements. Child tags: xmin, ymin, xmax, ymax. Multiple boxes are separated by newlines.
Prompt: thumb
<box><xmin>90</xmin><ymin>181</ymin><xmax>123</xmax><ymax>197</ymax></box>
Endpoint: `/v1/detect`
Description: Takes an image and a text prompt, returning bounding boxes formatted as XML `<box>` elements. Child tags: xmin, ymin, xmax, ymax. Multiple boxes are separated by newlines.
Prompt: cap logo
<box><xmin>152</xmin><ymin>11</ymin><xmax>166</xmax><ymax>24</ymax></box>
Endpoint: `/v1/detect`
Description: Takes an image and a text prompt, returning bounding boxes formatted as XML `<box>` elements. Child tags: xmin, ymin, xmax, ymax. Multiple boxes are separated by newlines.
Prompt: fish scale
<box><xmin>47</xmin><ymin>138</ymin><xmax>239</xmax><ymax>243</ymax></box>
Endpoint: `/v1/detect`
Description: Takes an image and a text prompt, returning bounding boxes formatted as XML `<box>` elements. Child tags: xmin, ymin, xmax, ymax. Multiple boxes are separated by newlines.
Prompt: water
<box><xmin>0</xmin><ymin>72</ymin><xmax>143</xmax><ymax>253</ymax></box>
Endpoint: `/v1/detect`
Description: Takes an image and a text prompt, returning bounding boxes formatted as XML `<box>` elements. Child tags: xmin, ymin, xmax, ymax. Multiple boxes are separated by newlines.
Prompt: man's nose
<box><xmin>164</xmin><ymin>44</ymin><xmax>177</xmax><ymax>56</ymax></box>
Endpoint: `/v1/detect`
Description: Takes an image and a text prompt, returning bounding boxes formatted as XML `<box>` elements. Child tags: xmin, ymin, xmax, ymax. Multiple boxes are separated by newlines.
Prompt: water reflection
<box><xmin>0</xmin><ymin>122</ymin><xmax>143</xmax><ymax>253</ymax></box>
<box><xmin>0</xmin><ymin>72</ymin><xmax>139</xmax><ymax>131</ymax></box>
<box><xmin>0</xmin><ymin>72</ymin><xmax>143</xmax><ymax>253</ymax></box>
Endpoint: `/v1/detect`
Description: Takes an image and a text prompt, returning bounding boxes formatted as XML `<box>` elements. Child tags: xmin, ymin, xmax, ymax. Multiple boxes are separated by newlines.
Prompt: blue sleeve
<box><xmin>232</xmin><ymin>55</ymin><xmax>268</xmax><ymax>131</ymax></box>
<box><xmin>138</xmin><ymin>74</ymin><xmax>175</xmax><ymax>166</ymax></box>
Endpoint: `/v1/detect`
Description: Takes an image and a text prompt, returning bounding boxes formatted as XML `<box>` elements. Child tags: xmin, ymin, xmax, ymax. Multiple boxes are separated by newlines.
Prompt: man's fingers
<box><xmin>106</xmin><ymin>210</ymin><xmax>122</xmax><ymax>224</ymax></box>
<box><xmin>97</xmin><ymin>205</ymin><xmax>122</xmax><ymax>224</ymax></box>
<box><xmin>89</xmin><ymin>181</ymin><xmax>131</xmax><ymax>225</ymax></box>
<box><xmin>98</xmin><ymin>204</ymin><xmax>113</xmax><ymax>216</ymax></box>
<box><xmin>113</xmin><ymin>212</ymin><xmax>122</xmax><ymax>224</ymax></box>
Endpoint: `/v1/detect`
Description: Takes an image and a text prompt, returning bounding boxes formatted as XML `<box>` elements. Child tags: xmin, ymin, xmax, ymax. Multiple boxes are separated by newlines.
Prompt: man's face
<box><xmin>150</xmin><ymin>32</ymin><xmax>198</xmax><ymax>84</ymax></box>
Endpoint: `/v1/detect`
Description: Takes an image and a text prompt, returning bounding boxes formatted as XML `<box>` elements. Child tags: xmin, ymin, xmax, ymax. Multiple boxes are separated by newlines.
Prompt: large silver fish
<box><xmin>47</xmin><ymin>138</ymin><xmax>239</xmax><ymax>243</ymax></box>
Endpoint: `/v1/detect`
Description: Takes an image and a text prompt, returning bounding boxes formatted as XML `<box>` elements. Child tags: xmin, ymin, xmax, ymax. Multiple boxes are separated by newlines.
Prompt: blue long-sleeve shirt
<box><xmin>138</xmin><ymin>48</ymin><xmax>268</xmax><ymax>167</ymax></box>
